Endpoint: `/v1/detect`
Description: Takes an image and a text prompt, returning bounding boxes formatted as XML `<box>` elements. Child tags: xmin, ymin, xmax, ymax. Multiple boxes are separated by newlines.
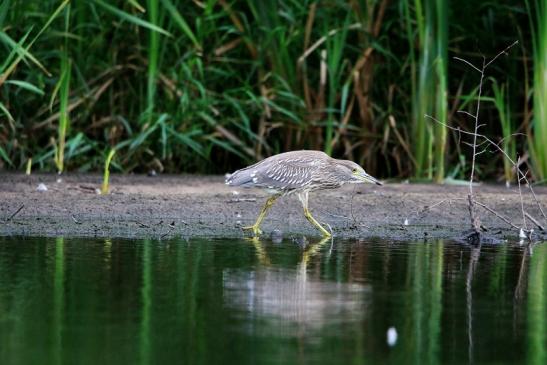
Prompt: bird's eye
<box><xmin>352</xmin><ymin>168</ymin><xmax>357</xmax><ymax>173</ymax></box>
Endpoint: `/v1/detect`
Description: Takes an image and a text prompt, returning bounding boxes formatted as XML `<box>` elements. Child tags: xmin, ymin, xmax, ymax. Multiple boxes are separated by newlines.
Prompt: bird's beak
<box><xmin>353</xmin><ymin>171</ymin><xmax>383</xmax><ymax>185</ymax></box>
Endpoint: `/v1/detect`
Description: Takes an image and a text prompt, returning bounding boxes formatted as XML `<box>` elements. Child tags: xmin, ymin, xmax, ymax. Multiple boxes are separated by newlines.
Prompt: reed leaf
<box><xmin>407</xmin><ymin>0</ymin><xmax>448</xmax><ymax>181</ymax></box>
<box><xmin>92</xmin><ymin>0</ymin><xmax>171</xmax><ymax>36</ymax></box>
<box><xmin>101</xmin><ymin>148</ymin><xmax>116</xmax><ymax>194</ymax></box>
<box><xmin>525</xmin><ymin>0</ymin><xmax>547</xmax><ymax>180</ymax></box>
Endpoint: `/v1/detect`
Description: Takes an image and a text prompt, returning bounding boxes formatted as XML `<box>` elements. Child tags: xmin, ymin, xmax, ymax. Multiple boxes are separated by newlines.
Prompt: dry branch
<box><xmin>426</xmin><ymin>41</ymin><xmax>543</xmax><ymax>239</ymax></box>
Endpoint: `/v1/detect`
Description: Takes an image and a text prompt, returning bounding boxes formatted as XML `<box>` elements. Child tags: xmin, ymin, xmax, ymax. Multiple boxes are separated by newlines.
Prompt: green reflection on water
<box><xmin>140</xmin><ymin>239</ymin><xmax>151</xmax><ymax>365</ymax></box>
<box><xmin>0</xmin><ymin>236</ymin><xmax>545</xmax><ymax>365</ymax></box>
<box><xmin>52</xmin><ymin>237</ymin><xmax>64</xmax><ymax>365</ymax></box>
<box><xmin>391</xmin><ymin>242</ymin><xmax>443</xmax><ymax>365</ymax></box>
<box><xmin>528</xmin><ymin>244</ymin><xmax>546</xmax><ymax>365</ymax></box>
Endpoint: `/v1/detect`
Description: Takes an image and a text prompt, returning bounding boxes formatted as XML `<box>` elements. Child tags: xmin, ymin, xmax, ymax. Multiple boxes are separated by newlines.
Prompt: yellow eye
<box><xmin>352</xmin><ymin>168</ymin><xmax>358</xmax><ymax>173</ymax></box>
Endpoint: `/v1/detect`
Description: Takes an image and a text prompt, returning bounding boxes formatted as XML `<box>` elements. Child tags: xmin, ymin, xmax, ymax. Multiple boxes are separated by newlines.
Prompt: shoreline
<box><xmin>1</xmin><ymin>173</ymin><xmax>546</xmax><ymax>242</ymax></box>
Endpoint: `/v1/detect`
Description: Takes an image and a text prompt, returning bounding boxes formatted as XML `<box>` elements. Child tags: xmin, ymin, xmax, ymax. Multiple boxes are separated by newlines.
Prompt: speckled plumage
<box><xmin>226</xmin><ymin>150</ymin><xmax>374</xmax><ymax>194</ymax></box>
<box><xmin>226</xmin><ymin>150</ymin><xmax>381</xmax><ymax>237</ymax></box>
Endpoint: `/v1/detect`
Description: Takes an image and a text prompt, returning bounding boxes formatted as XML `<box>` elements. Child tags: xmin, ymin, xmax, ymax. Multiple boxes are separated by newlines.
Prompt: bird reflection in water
<box><xmin>222</xmin><ymin>237</ymin><xmax>370</xmax><ymax>337</ymax></box>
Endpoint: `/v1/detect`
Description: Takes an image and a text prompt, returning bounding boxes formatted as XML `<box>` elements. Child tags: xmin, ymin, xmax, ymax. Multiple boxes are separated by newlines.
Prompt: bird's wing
<box><xmin>252</xmin><ymin>155</ymin><xmax>327</xmax><ymax>190</ymax></box>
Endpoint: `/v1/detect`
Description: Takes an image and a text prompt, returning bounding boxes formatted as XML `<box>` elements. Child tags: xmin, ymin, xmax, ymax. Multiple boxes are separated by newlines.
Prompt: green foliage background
<box><xmin>0</xmin><ymin>0</ymin><xmax>544</xmax><ymax>181</ymax></box>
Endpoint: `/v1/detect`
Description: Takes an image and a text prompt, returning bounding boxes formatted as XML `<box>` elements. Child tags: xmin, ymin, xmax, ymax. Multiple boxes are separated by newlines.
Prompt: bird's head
<box><xmin>335</xmin><ymin>160</ymin><xmax>383</xmax><ymax>185</ymax></box>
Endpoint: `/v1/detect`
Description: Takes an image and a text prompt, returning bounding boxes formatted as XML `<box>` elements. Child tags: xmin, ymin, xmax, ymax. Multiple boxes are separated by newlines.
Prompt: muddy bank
<box><xmin>0</xmin><ymin>173</ymin><xmax>546</xmax><ymax>241</ymax></box>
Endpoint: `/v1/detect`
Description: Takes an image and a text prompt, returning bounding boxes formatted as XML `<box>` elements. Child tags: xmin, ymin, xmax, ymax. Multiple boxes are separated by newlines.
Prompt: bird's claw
<box><xmin>242</xmin><ymin>225</ymin><xmax>263</xmax><ymax>236</ymax></box>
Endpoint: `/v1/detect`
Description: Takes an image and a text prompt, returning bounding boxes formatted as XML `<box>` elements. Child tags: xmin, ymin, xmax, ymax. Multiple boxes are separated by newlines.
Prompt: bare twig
<box><xmin>524</xmin><ymin>213</ymin><xmax>544</xmax><ymax>231</ymax></box>
<box><xmin>4</xmin><ymin>204</ymin><xmax>24</xmax><ymax>223</ymax></box>
<box><xmin>457</xmin><ymin>110</ymin><xmax>476</xmax><ymax>119</ymax></box>
<box><xmin>453</xmin><ymin>57</ymin><xmax>482</xmax><ymax>73</ymax></box>
<box><xmin>135</xmin><ymin>221</ymin><xmax>150</xmax><ymax>228</ymax></box>
<box><xmin>428</xmin><ymin>41</ymin><xmax>527</xmax><ymax>238</ymax></box>
<box><xmin>160</xmin><ymin>229</ymin><xmax>174</xmax><ymax>239</ymax></box>
<box><xmin>468</xmin><ymin>194</ymin><xmax>481</xmax><ymax>233</ymax></box>
<box><xmin>484</xmin><ymin>40</ymin><xmax>519</xmax><ymax>68</ymax></box>
<box><xmin>474</xmin><ymin>201</ymin><xmax>522</xmax><ymax>231</ymax></box>
<box><xmin>426</xmin><ymin>114</ymin><xmax>546</xmax><ymax>225</ymax></box>
<box><xmin>71</xmin><ymin>214</ymin><xmax>82</xmax><ymax>224</ymax></box>
<box><xmin>517</xmin><ymin>156</ymin><xmax>527</xmax><ymax>230</ymax></box>
<box><xmin>410</xmin><ymin>198</ymin><xmax>465</xmax><ymax>220</ymax></box>
<box><xmin>528</xmin><ymin>184</ymin><xmax>547</xmax><ymax>223</ymax></box>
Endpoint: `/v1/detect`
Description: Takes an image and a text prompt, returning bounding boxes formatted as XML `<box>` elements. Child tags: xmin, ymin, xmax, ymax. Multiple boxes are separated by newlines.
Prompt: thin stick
<box><xmin>528</xmin><ymin>186</ymin><xmax>547</xmax><ymax>222</ymax></box>
<box><xmin>469</xmin><ymin>55</ymin><xmax>485</xmax><ymax>197</ymax></box>
<box><xmin>484</xmin><ymin>40</ymin><xmax>519</xmax><ymax>68</ymax></box>
<box><xmin>525</xmin><ymin>213</ymin><xmax>544</xmax><ymax>231</ymax></box>
<box><xmin>474</xmin><ymin>201</ymin><xmax>522</xmax><ymax>231</ymax></box>
<box><xmin>426</xmin><ymin>114</ymin><xmax>546</xmax><ymax>223</ymax></box>
<box><xmin>5</xmin><ymin>204</ymin><xmax>24</xmax><ymax>222</ymax></box>
<box><xmin>516</xmin><ymin>156</ymin><xmax>527</xmax><ymax>229</ymax></box>
<box><xmin>456</xmin><ymin>41</ymin><xmax>519</xmax><ymax>198</ymax></box>
<box><xmin>453</xmin><ymin>57</ymin><xmax>482</xmax><ymax>73</ymax></box>
<box><xmin>135</xmin><ymin>221</ymin><xmax>150</xmax><ymax>228</ymax></box>
<box><xmin>411</xmin><ymin>198</ymin><xmax>466</xmax><ymax>220</ymax></box>
<box><xmin>457</xmin><ymin>110</ymin><xmax>476</xmax><ymax>119</ymax></box>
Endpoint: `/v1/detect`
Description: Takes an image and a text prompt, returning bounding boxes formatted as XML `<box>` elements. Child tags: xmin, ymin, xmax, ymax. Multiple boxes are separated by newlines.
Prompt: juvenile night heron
<box><xmin>226</xmin><ymin>150</ymin><xmax>382</xmax><ymax>237</ymax></box>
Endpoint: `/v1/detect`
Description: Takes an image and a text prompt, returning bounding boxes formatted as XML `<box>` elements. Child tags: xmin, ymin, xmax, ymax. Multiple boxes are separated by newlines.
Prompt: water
<box><xmin>0</xmin><ymin>236</ymin><xmax>545</xmax><ymax>365</ymax></box>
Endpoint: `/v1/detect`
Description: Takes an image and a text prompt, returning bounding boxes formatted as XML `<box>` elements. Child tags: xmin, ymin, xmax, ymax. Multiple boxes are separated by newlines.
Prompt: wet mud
<box><xmin>1</xmin><ymin>173</ymin><xmax>546</xmax><ymax>242</ymax></box>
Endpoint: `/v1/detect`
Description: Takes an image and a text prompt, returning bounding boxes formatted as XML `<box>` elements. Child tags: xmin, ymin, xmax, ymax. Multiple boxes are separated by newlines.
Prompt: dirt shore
<box><xmin>1</xmin><ymin>173</ymin><xmax>546</xmax><ymax>242</ymax></box>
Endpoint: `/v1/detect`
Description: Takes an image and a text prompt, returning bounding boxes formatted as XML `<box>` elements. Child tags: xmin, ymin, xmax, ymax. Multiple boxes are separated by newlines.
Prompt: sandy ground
<box><xmin>1</xmin><ymin>173</ymin><xmax>546</xmax><ymax>242</ymax></box>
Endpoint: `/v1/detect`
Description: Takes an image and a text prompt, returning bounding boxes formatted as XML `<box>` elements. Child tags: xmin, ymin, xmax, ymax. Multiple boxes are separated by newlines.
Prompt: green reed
<box><xmin>404</xmin><ymin>0</ymin><xmax>448</xmax><ymax>182</ymax></box>
<box><xmin>525</xmin><ymin>0</ymin><xmax>547</xmax><ymax>181</ymax></box>
<box><xmin>146</xmin><ymin>0</ymin><xmax>160</xmax><ymax>119</ymax></box>
<box><xmin>101</xmin><ymin>148</ymin><xmax>116</xmax><ymax>194</ymax></box>
<box><xmin>53</xmin><ymin>3</ymin><xmax>71</xmax><ymax>173</ymax></box>
<box><xmin>0</xmin><ymin>0</ymin><xmax>539</xmax><ymax>183</ymax></box>
<box><xmin>487</xmin><ymin>79</ymin><xmax>516</xmax><ymax>185</ymax></box>
<box><xmin>0</xmin><ymin>0</ymin><xmax>69</xmax><ymax>168</ymax></box>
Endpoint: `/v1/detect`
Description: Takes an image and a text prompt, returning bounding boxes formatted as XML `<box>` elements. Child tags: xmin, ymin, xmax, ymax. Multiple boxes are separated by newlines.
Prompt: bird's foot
<box><xmin>321</xmin><ymin>229</ymin><xmax>332</xmax><ymax>238</ymax></box>
<box><xmin>242</xmin><ymin>224</ymin><xmax>263</xmax><ymax>236</ymax></box>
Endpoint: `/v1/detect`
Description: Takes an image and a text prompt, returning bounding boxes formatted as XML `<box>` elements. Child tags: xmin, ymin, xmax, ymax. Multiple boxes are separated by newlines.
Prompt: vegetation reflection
<box><xmin>0</xmin><ymin>237</ymin><xmax>545</xmax><ymax>364</ymax></box>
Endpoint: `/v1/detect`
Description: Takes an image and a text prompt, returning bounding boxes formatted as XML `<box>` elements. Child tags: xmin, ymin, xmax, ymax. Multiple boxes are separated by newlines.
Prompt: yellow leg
<box><xmin>242</xmin><ymin>196</ymin><xmax>278</xmax><ymax>236</ymax></box>
<box><xmin>297</xmin><ymin>191</ymin><xmax>331</xmax><ymax>237</ymax></box>
<box><xmin>303</xmin><ymin>207</ymin><xmax>332</xmax><ymax>237</ymax></box>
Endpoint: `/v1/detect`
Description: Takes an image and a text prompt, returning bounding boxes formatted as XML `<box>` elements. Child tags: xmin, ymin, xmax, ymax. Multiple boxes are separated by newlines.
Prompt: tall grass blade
<box><xmin>0</xmin><ymin>30</ymin><xmax>49</xmax><ymax>76</ymax></box>
<box><xmin>408</xmin><ymin>0</ymin><xmax>448</xmax><ymax>181</ymax></box>
<box><xmin>525</xmin><ymin>0</ymin><xmax>547</xmax><ymax>180</ymax></box>
<box><xmin>92</xmin><ymin>0</ymin><xmax>171</xmax><ymax>36</ymax></box>
<box><xmin>489</xmin><ymin>79</ymin><xmax>516</xmax><ymax>185</ymax></box>
<box><xmin>324</xmin><ymin>14</ymin><xmax>350</xmax><ymax>156</ymax></box>
<box><xmin>160</xmin><ymin>0</ymin><xmax>200</xmax><ymax>49</ymax></box>
<box><xmin>55</xmin><ymin>4</ymin><xmax>71</xmax><ymax>173</ymax></box>
<box><xmin>128</xmin><ymin>0</ymin><xmax>146</xmax><ymax>13</ymax></box>
<box><xmin>5</xmin><ymin>80</ymin><xmax>44</xmax><ymax>95</ymax></box>
<box><xmin>26</xmin><ymin>157</ymin><xmax>32</xmax><ymax>175</ymax></box>
<box><xmin>101</xmin><ymin>148</ymin><xmax>116</xmax><ymax>194</ymax></box>
<box><xmin>0</xmin><ymin>100</ymin><xmax>14</xmax><ymax>123</ymax></box>
<box><xmin>0</xmin><ymin>0</ymin><xmax>69</xmax><ymax>85</ymax></box>
<box><xmin>146</xmin><ymin>0</ymin><xmax>160</xmax><ymax>118</ymax></box>
<box><xmin>0</xmin><ymin>144</ymin><xmax>13</xmax><ymax>166</ymax></box>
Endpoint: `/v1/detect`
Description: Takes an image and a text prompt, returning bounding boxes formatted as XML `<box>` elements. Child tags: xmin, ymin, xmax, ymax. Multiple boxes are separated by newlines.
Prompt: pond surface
<box><xmin>0</xmin><ymin>236</ymin><xmax>545</xmax><ymax>365</ymax></box>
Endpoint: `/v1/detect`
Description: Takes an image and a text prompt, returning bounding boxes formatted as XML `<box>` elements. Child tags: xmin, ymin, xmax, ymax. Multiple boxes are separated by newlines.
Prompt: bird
<box><xmin>226</xmin><ymin>150</ymin><xmax>382</xmax><ymax>237</ymax></box>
